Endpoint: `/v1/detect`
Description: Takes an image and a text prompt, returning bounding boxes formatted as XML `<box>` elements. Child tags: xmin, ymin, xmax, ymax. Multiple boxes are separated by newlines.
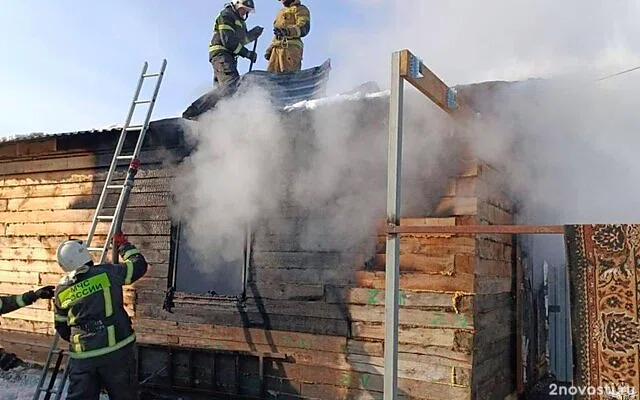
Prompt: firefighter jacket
<box><xmin>0</xmin><ymin>291</ymin><xmax>38</xmax><ymax>315</ymax></box>
<box><xmin>271</xmin><ymin>0</ymin><xmax>310</xmax><ymax>50</ymax></box>
<box><xmin>53</xmin><ymin>242</ymin><xmax>147</xmax><ymax>360</ymax></box>
<box><xmin>209</xmin><ymin>4</ymin><xmax>254</xmax><ymax>60</ymax></box>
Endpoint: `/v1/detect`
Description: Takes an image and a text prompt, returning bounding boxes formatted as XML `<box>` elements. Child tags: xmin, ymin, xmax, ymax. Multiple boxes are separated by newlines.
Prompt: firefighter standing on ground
<box><xmin>53</xmin><ymin>232</ymin><xmax>148</xmax><ymax>400</ymax></box>
<box><xmin>265</xmin><ymin>0</ymin><xmax>311</xmax><ymax>73</ymax></box>
<box><xmin>209</xmin><ymin>0</ymin><xmax>264</xmax><ymax>94</ymax></box>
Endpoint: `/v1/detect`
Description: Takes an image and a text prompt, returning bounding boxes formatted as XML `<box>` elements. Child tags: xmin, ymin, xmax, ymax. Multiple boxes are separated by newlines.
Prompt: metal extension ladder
<box><xmin>32</xmin><ymin>59</ymin><xmax>167</xmax><ymax>400</ymax></box>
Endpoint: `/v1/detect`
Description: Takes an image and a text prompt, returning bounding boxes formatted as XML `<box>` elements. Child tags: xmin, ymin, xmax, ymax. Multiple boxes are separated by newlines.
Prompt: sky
<box><xmin>1</xmin><ymin>0</ymin><xmax>640</xmax><ymax>137</ymax></box>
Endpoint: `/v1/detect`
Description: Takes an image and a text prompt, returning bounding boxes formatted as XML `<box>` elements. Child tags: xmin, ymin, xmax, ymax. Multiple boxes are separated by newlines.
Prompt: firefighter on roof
<box><xmin>53</xmin><ymin>232</ymin><xmax>148</xmax><ymax>400</ymax></box>
<box><xmin>265</xmin><ymin>0</ymin><xmax>311</xmax><ymax>73</ymax></box>
<box><xmin>0</xmin><ymin>286</ymin><xmax>54</xmax><ymax>315</ymax></box>
<box><xmin>209</xmin><ymin>0</ymin><xmax>264</xmax><ymax>95</ymax></box>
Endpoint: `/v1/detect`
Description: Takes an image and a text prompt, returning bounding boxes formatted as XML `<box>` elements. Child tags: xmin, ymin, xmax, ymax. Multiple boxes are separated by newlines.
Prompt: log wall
<box><xmin>0</xmin><ymin>122</ymin><xmax>518</xmax><ymax>399</ymax></box>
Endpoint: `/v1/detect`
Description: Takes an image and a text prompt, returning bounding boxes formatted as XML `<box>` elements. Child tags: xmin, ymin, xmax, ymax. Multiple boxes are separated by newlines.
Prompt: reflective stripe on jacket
<box><xmin>53</xmin><ymin>242</ymin><xmax>147</xmax><ymax>360</ymax></box>
<box><xmin>209</xmin><ymin>5</ymin><xmax>251</xmax><ymax>58</ymax></box>
<box><xmin>0</xmin><ymin>293</ymin><xmax>31</xmax><ymax>315</ymax></box>
<box><xmin>271</xmin><ymin>0</ymin><xmax>310</xmax><ymax>49</ymax></box>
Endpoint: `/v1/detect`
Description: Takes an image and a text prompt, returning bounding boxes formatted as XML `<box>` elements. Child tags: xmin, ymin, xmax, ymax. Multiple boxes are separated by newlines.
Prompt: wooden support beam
<box><xmin>386</xmin><ymin>224</ymin><xmax>565</xmax><ymax>235</ymax></box>
<box><xmin>397</xmin><ymin>49</ymin><xmax>474</xmax><ymax>119</ymax></box>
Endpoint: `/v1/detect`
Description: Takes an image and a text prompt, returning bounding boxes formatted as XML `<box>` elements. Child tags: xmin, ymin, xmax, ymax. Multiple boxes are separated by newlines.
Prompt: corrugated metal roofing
<box><xmin>182</xmin><ymin>58</ymin><xmax>332</xmax><ymax>119</ymax></box>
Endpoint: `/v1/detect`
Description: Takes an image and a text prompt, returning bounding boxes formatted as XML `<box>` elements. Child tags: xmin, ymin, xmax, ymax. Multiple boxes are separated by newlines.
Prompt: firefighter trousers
<box><xmin>267</xmin><ymin>45</ymin><xmax>303</xmax><ymax>73</ymax></box>
<box><xmin>211</xmin><ymin>52</ymin><xmax>240</xmax><ymax>98</ymax></box>
<box><xmin>66</xmin><ymin>342</ymin><xmax>138</xmax><ymax>400</ymax></box>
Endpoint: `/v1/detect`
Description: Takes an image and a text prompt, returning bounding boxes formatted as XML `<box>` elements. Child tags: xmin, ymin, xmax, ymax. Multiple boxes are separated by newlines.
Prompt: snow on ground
<box><xmin>0</xmin><ymin>365</ymin><xmax>109</xmax><ymax>400</ymax></box>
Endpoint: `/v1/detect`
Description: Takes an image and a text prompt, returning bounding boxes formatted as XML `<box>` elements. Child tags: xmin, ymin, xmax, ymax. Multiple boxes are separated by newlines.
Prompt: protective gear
<box><xmin>273</xmin><ymin>27</ymin><xmax>287</xmax><ymax>39</ymax></box>
<box><xmin>53</xmin><ymin>238</ymin><xmax>147</xmax><ymax>400</ymax></box>
<box><xmin>209</xmin><ymin>3</ymin><xmax>262</xmax><ymax>89</ymax></box>
<box><xmin>66</xmin><ymin>343</ymin><xmax>137</xmax><ymax>400</ymax></box>
<box><xmin>246</xmin><ymin>26</ymin><xmax>264</xmax><ymax>43</ymax></box>
<box><xmin>267</xmin><ymin>0</ymin><xmax>310</xmax><ymax>73</ymax></box>
<box><xmin>33</xmin><ymin>285</ymin><xmax>55</xmax><ymax>300</ymax></box>
<box><xmin>56</xmin><ymin>240</ymin><xmax>92</xmax><ymax>273</ymax></box>
<box><xmin>281</xmin><ymin>0</ymin><xmax>296</xmax><ymax>7</ymax></box>
<box><xmin>113</xmin><ymin>231</ymin><xmax>127</xmax><ymax>248</ymax></box>
<box><xmin>0</xmin><ymin>286</ymin><xmax>53</xmax><ymax>315</ymax></box>
<box><xmin>232</xmin><ymin>0</ymin><xmax>255</xmax><ymax>12</ymax></box>
<box><xmin>264</xmin><ymin>45</ymin><xmax>273</xmax><ymax>61</ymax></box>
<box><xmin>246</xmin><ymin>50</ymin><xmax>258</xmax><ymax>64</ymax></box>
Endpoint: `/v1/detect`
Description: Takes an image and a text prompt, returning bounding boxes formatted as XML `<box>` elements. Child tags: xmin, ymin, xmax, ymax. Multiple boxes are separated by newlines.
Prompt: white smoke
<box><xmin>171</xmin><ymin>1</ymin><xmax>640</xmax><ymax>287</ymax></box>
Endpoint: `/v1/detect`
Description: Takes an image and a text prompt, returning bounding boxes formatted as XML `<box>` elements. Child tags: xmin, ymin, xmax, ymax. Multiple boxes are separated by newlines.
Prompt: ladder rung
<box><xmin>126</xmin><ymin>125</ymin><xmax>144</xmax><ymax>131</ymax></box>
<box><xmin>87</xmin><ymin>247</ymin><xmax>106</xmax><ymax>252</ymax></box>
<box><xmin>135</xmin><ymin>99</ymin><xmax>152</xmax><ymax>104</ymax></box>
<box><xmin>143</xmin><ymin>72</ymin><xmax>161</xmax><ymax>78</ymax></box>
<box><xmin>117</xmin><ymin>155</ymin><xmax>135</xmax><ymax>160</ymax></box>
<box><xmin>107</xmin><ymin>184</ymin><xmax>123</xmax><ymax>190</ymax></box>
<box><xmin>97</xmin><ymin>215</ymin><xmax>114</xmax><ymax>220</ymax></box>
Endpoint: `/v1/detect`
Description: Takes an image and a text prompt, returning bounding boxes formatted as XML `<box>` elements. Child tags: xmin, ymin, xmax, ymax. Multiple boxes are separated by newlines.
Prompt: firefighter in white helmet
<box><xmin>52</xmin><ymin>232</ymin><xmax>148</xmax><ymax>400</ymax></box>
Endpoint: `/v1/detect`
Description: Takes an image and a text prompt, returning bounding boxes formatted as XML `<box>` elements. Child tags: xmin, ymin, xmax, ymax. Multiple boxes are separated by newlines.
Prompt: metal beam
<box><xmin>384</xmin><ymin>50</ymin><xmax>403</xmax><ymax>400</ymax></box>
<box><xmin>386</xmin><ymin>224</ymin><xmax>565</xmax><ymax>235</ymax></box>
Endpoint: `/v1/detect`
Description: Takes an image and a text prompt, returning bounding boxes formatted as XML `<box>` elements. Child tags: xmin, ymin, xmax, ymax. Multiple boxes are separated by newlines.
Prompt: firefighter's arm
<box><xmin>0</xmin><ymin>286</ymin><xmax>55</xmax><ymax>316</ymax></box>
<box><xmin>53</xmin><ymin>299</ymin><xmax>71</xmax><ymax>342</ymax></box>
<box><xmin>287</xmin><ymin>5</ymin><xmax>311</xmax><ymax>38</ymax></box>
<box><xmin>0</xmin><ymin>294</ymin><xmax>26</xmax><ymax>315</ymax></box>
<box><xmin>117</xmin><ymin>241</ymin><xmax>148</xmax><ymax>285</ymax></box>
<box><xmin>217</xmin><ymin>13</ymin><xmax>248</xmax><ymax>57</ymax></box>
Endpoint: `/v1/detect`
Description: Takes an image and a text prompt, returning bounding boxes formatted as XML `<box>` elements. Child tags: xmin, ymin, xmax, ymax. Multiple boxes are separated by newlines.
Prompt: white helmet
<box><xmin>56</xmin><ymin>240</ymin><xmax>93</xmax><ymax>273</ymax></box>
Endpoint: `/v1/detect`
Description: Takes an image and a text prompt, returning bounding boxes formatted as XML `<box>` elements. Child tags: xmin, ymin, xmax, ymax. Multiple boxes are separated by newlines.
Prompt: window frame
<box><xmin>167</xmin><ymin>221</ymin><xmax>252</xmax><ymax>304</ymax></box>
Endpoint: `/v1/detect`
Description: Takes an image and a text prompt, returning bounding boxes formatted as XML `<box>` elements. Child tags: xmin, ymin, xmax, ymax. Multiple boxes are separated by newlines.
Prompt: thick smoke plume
<box><xmin>171</xmin><ymin>1</ymin><xmax>640</xmax><ymax>291</ymax></box>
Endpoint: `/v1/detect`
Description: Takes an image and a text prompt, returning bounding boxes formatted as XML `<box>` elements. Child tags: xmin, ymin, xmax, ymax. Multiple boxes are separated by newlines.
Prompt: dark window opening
<box><xmin>168</xmin><ymin>222</ymin><xmax>250</xmax><ymax>300</ymax></box>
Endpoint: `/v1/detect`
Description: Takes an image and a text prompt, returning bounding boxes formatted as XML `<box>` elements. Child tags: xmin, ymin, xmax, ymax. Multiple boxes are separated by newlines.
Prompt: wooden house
<box><xmin>0</xmin><ymin>84</ymin><xmax>528</xmax><ymax>399</ymax></box>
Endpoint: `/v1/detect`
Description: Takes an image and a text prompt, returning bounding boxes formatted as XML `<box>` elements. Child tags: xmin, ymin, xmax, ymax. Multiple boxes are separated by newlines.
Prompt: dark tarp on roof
<box><xmin>182</xmin><ymin>59</ymin><xmax>331</xmax><ymax>120</ymax></box>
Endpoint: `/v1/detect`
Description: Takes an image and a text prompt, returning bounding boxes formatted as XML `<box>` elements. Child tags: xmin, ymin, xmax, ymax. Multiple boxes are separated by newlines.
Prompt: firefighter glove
<box><xmin>246</xmin><ymin>50</ymin><xmax>258</xmax><ymax>63</ymax></box>
<box><xmin>273</xmin><ymin>27</ymin><xmax>288</xmax><ymax>39</ymax></box>
<box><xmin>35</xmin><ymin>286</ymin><xmax>55</xmax><ymax>300</ymax></box>
<box><xmin>247</xmin><ymin>26</ymin><xmax>264</xmax><ymax>42</ymax></box>
<box><xmin>264</xmin><ymin>45</ymin><xmax>273</xmax><ymax>61</ymax></box>
<box><xmin>113</xmin><ymin>231</ymin><xmax>128</xmax><ymax>247</ymax></box>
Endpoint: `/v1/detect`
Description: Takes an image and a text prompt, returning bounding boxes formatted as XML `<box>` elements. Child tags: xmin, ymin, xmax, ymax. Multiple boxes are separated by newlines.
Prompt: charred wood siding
<box><xmin>0</xmin><ymin>120</ymin><xmax>518</xmax><ymax>400</ymax></box>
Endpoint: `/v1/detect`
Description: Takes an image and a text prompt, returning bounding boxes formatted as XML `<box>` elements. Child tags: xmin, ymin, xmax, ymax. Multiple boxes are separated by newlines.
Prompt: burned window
<box><xmin>168</xmin><ymin>222</ymin><xmax>250</xmax><ymax>298</ymax></box>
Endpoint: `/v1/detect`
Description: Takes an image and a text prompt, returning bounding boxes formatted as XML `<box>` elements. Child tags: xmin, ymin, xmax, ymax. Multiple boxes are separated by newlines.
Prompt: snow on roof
<box><xmin>283</xmin><ymin>90</ymin><xmax>390</xmax><ymax>111</ymax></box>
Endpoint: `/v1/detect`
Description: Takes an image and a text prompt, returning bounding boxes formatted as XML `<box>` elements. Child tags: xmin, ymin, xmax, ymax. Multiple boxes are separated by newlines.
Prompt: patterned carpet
<box><xmin>565</xmin><ymin>224</ymin><xmax>640</xmax><ymax>398</ymax></box>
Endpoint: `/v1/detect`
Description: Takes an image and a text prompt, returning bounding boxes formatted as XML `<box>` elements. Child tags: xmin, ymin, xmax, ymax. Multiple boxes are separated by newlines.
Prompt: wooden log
<box><xmin>351</xmin><ymin>322</ymin><xmax>460</xmax><ymax>347</ymax></box>
<box><xmin>251</xmin><ymin>266</ymin><xmax>356</xmax><ymax>285</ymax></box>
<box><xmin>0</xmin><ymin>270</ymin><xmax>40</xmax><ymax>284</ymax></box>
<box><xmin>246</xmin><ymin>282</ymin><xmax>325</xmax><ymax>300</ymax></box>
<box><xmin>0</xmin><ymin>148</ymin><xmax>171</xmax><ymax>176</ymax></box>
<box><xmin>371</xmin><ymin>253</ymin><xmax>455</xmax><ymax>274</ymax></box>
<box><xmin>138</xmin><ymin>304</ymin><xmax>351</xmax><ymax>337</ymax></box>
<box><xmin>0</xmin><ymin>318</ymin><xmax>54</xmax><ymax>335</ymax></box>
<box><xmin>0</xmin><ymin>247</ymin><xmax>168</xmax><ymax>265</ymax></box>
<box><xmin>0</xmin><ymin>177</ymin><xmax>170</xmax><ymax>199</ymax></box>
<box><xmin>6</xmin><ymin>192</ymin><xmax>170</xmax><ymax>211</ymax></box>
<box><xmin>0</xmin><ymin>235</ymin><xmax>170</xmax><ymax>250</ymax></box>
<box><xmin>433</xmin><ymin>197</ymin><xmax>478</xmax><ymax>217</ymax></box>
<box><xmin>324</xmin><ymin>287</ymin><xmax>466</xmax><ymax>309</ymax></box>
<box><xmin>251</xmin><ymin>251</ymin><xmax>347</xmax><ymax>269</ymax></box>
<box><xmin>4</xmin><ymin>221</ymin><xmax>170</xmax><ymax>236</ymax></box>
<box><xmin>0</xmin><ymin>165</ymin><xmax>173</xmax><ymax>187</ymax></box>
<box><xmin>347</xmin><ymin>305</ymin><xmax>472</xmax><ymax>329</ymax></box>
<box><xmin>374</xmin><ymin>236</ymin><xmax>476</xmax><ymax>256</ymax></box>
<box><xmin>355</xmin><ymin>271</ymin><xmax>474</xmax><ymax>293</ymax></box>
<box><xmin>0</xmin><ymin>207</ymin><xmax>169</xmax><ymax>224</ymax></box>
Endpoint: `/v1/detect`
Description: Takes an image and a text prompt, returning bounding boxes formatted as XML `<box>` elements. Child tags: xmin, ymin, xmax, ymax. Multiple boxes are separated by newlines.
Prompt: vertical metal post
<box><xmin>384</xmin><ymin>50</ymin><xmax>404</xmax><ymax>400</ymax></box>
